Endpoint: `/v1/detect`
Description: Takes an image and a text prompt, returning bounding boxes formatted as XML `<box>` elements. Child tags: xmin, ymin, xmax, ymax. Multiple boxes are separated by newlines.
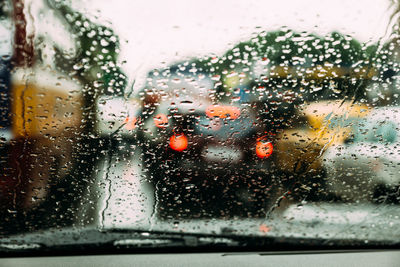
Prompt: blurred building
<box><xmin>1</xmin><ymin>0</ymin><xmax>83</xmax><ymax>212</ymax></box>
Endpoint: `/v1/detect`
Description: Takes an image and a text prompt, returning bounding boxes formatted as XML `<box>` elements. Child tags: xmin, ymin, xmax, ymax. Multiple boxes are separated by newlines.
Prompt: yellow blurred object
<box><xmin>275</xmin><ymin>100</ymin><xmax>370</xmax><ymax>174</ymax></box>
<box><xmin>224</xmin><ymin>71</ymin><xmax>250</xmax><ymax>88</ymax></box>
<box><xmin>11</xmin><ymin>67</ymin><xmax>82</xmax><ymax>138</ymax></box>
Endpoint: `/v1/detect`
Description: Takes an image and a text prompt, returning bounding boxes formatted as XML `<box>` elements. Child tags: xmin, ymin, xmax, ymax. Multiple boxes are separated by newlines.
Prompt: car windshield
<box><xmin>2</xmin><ymin>0</ymin><xmax>400</xmax><ymax>254</ymax></box>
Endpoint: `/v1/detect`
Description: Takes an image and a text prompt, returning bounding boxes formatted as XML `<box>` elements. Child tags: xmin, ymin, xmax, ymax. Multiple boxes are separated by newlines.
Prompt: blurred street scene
<box><xmin>1</xmin><ymin>0</ymin><xmax>400</xmax><ymax>245</ymax></box>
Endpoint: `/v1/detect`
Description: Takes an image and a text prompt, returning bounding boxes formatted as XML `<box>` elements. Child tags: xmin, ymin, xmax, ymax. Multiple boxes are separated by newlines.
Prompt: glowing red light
<box><xmin>169</xmin><ymin>134</ymin><xmax>188</xmax><ymax>152</ymax></box>
<box><xmin>256</xmin><ymin>141</ymin><xmax>273</xmax><ymax>159</ymax></box>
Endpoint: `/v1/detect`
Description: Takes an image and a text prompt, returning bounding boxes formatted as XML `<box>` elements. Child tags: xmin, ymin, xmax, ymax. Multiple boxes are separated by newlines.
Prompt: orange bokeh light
<box><xmin>206</xmin><ymin>105</ymin><xmax>240</xmax><ymax>119</ymax></box>
<box><xmin>153</xmin><ymin>113</ymin><xmax>169</xmax><ymax>128</ymax></box>
<box><xmin>256</xmin><ymin>141</ymin><xmax>273</xmax><ymax>158</ymax></box>
<box><xmin>169</xmin><ymin>134</ymin><xmax>188</xmax><ymax>152</ymax></box>
<box><xmin>124</xmin><ymin>116</ymin><xmax>137</xmax><ymax>130</ymax></box>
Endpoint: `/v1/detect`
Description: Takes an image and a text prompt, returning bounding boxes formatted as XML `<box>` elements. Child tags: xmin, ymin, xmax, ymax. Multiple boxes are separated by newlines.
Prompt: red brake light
<box><xmin>169</xmin><ymin>134</ymin><xmax>188</xmax><ymax>152</ymax></box>
<box><xmin>256</xmin><ymin>141</ymin><xmax>273</xmax><ymax>159</ymax></box>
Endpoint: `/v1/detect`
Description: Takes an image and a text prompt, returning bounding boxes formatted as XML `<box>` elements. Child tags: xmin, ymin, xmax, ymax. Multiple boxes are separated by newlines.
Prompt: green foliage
<box><xmin>212</xmin><ymin>29</ymin><xmax>377</xmax><ymax>101</ymax></box>
<box><xmin>49</xmin><ymin>0</ymin><xmax>127</xmax><ymax>96</ymax></box>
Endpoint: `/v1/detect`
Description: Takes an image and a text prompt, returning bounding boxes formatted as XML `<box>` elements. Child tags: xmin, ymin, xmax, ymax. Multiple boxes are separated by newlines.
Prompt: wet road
<box><xmin>72</xmin><ymin>142</ymin><xmax>400</xmax><ymax>242</ymax></box>
<box><xmin>2</xmin><ymin>137</ymin><xmax>400</xmax><ymax>243</ymax></box>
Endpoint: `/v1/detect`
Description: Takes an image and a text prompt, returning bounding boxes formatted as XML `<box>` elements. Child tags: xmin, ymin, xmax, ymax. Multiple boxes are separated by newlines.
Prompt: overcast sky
<box><xmin>71</xmin><ymin>0</ymin><xmax>395</xmax><ymax>89</ymax></box>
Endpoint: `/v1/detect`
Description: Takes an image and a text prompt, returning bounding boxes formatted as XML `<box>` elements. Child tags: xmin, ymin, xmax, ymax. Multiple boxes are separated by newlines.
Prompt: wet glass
<box><xmin>1</xmin><ymin>0</ymin><xmax>400</xmax><ymax>253</ymax></box>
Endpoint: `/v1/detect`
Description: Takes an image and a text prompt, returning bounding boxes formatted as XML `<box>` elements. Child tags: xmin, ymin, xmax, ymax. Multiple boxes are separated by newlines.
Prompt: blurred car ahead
<box><xmin>323</xmin><ymin>107</ymin><xmax>400</xmax><ymax>202</ymax></box>
<box><xmin>275</xmin><ymin>100</ymin><xmax>370</xmax><ymax>176</ymax></box>
<box><xmin>136</xmin><ymin>62</ymin><xmax>280</xmax><ymax>219</ymax></box>
<box><xmin>272</xmin><ymin>100</ymin><xmax>370</xmax><ymax>200</ymax></box>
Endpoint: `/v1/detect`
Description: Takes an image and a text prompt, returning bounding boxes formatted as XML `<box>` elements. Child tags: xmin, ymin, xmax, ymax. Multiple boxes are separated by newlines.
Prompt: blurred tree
<box><xmin>215</xmin><ymin>29</ymin><xmax>375</xmax><ymax>102</ymax></box>
<box><xmin>140</xmin><ymin>29</ymin><xmax>379</xmax><ymax>122</ymax></box>
<box><xmin>45</xmin><ymin>0</ymin><xmax>127</xmax><ymax>133</ymax></box>
<box><xmin>364</xmin><ymin>0</ymin><xmax>400</xmax><ymax>105</ymax></box>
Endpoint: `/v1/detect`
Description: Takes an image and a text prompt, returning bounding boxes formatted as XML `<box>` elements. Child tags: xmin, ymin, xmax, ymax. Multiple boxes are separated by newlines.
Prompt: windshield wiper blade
<box><xmin>113</xmin><ymin>235</ymin><xmax>240</xmax><ymax>248</ymax></box>
<box><xmin>0</xmin><ymin>227</ymin><xmax>243</xmax><ymax>254</ymax></box>
<box><xmin>0</xmin><ymin>242</ymin><xmax>43</xmax><ymax>252</ymax></box>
